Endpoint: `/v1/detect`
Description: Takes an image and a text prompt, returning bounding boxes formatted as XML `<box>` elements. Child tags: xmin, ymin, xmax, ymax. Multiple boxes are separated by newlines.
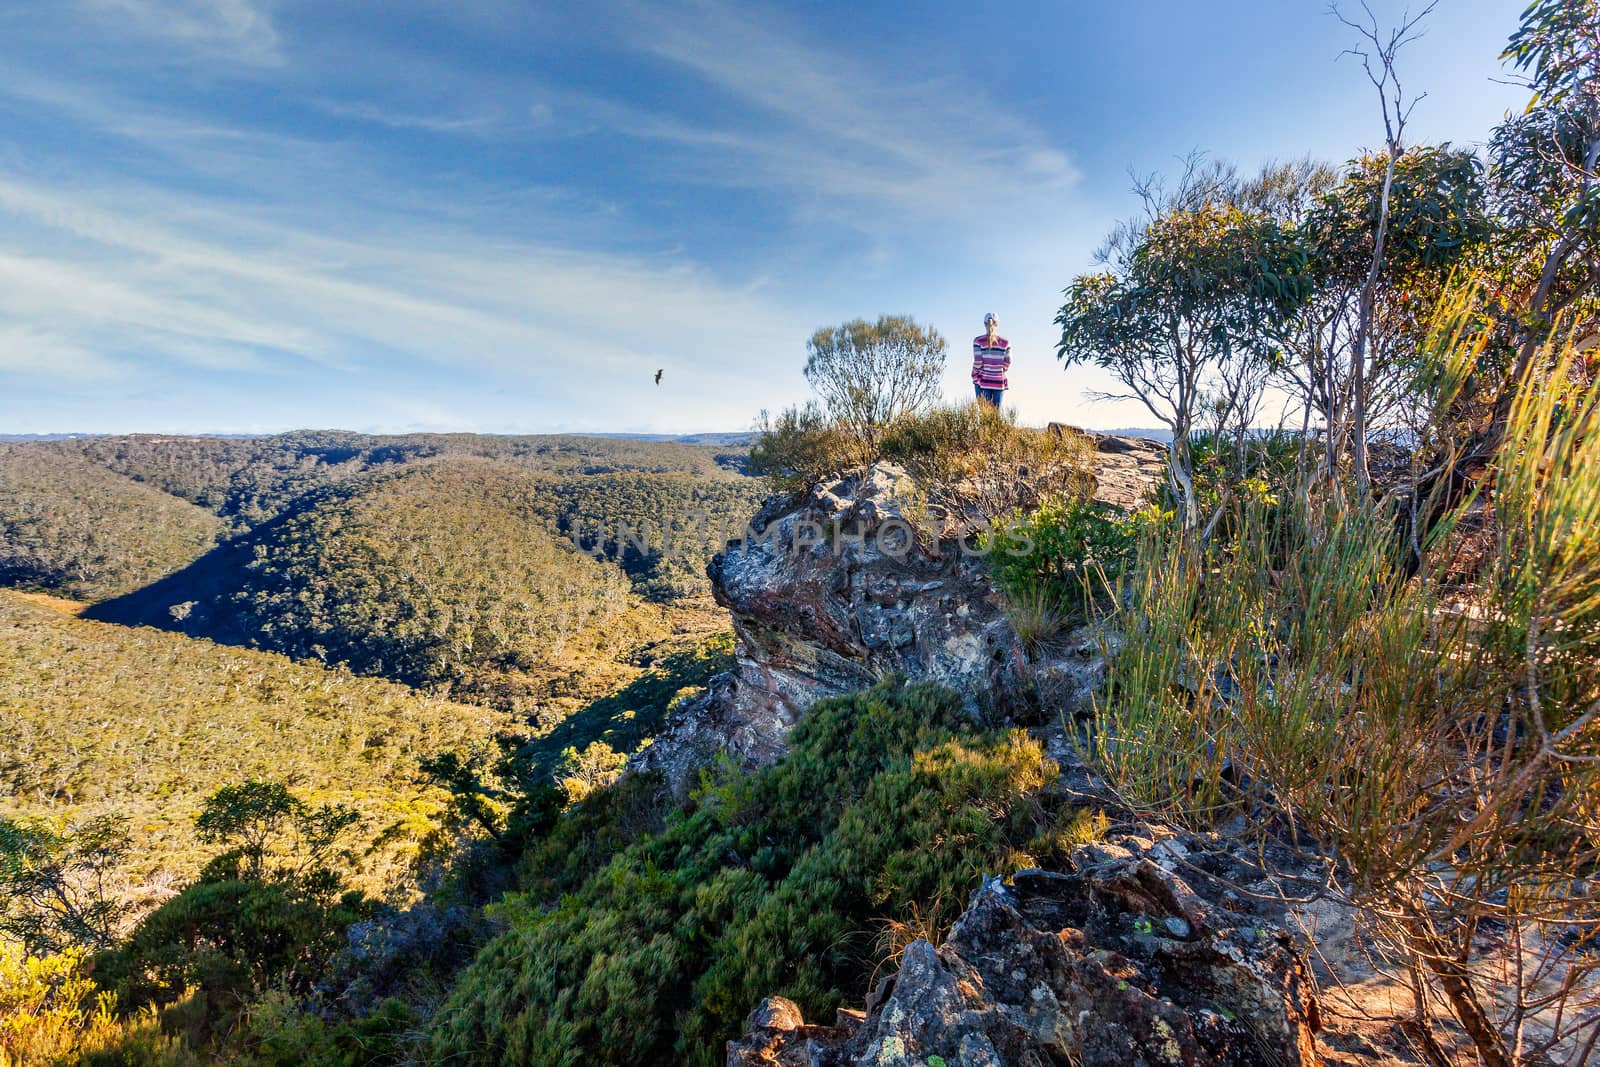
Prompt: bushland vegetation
<box><xmin>1055</xmin><ymin>0</ymin><xmax>1596</xmax><ymax>532</ymax></box>
<box><xmin>128</xmin><ymin>459</ymin><xmax>637</xmax><ymax>693</ymax></box>
<box><xmin>0</xmin><ymin>447</ymin><xmax>222</xmax><ymax>601</ymax></box>
<box><xmin>52</xmin><ymin>431</ymin><xmax>749</xmax><ymax>532</ymax></box>
<box><xmin>427</xmin><ymin>680</ymin><xmax>1079</xmax><ymax>1067</ymax></box>
<box><xmin>0</xmin><ymin>588</ymin><xmax>739</xmax><ymax>1064</ymax></box>
<box><xmin>2</xmin><ymin>780</ymin><xmax>395</xmax><ymax>1066</ymax></box>
<box><xmin>0</xmin><ymin>590</ymin><xmax>515</xmax><ymax>895</ymax></box>
<box><xmin>1019</xmin><ymin>2</ymin><xmax>1600</xmax><ymax>1060</ymax></box>
<box><xmin>1</xmin><ymin>432</ymin><xmax>763</xmax><ymax>612</ymax></box>
<box><xmin>753</xmin><ymin>401</ymin><xmax>1094</xmax><ymax>518</ymax></box>
<box><xmin>3</xmin><ymin>2</ymin><xmax>1596</xmax><ymax>1064</ymax></box>
<box><xmin>1082</xmin><ymin>309</ymin><xmax>1600</xmax><ymax>1066</ymax></box>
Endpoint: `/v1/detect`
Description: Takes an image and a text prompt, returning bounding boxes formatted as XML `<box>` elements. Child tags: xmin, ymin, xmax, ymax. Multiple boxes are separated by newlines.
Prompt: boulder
<box><xmin>727</xmin><ymin>997</ymin><xmax>852</xmax><ymax>1067</ymax></box>
<box><xmin>728</xmin><ymin>832</ymin><xmax>1322</xmax><ymax>1067</ymax></box>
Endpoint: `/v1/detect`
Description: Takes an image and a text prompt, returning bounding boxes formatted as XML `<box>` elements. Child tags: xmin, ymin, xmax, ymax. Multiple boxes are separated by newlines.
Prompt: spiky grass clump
<box><xmin>1087</xmin><ymin>319</ymin><xmax>1600</xmax><ymax>1065</ymax></box>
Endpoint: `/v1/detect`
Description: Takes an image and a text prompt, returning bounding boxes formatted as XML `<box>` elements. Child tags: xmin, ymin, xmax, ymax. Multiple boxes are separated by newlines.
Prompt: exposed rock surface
<box><xmin>1083</xmin><ymin>432</ymin><xmax>1169</xmax><ymax>511</ymax></box>
<box><xmin>728</xmin><ymin>831</ymin><xmax>1321</xmax><ymax>1067</ymax></box>
<box><xmin>631</xmin><ymin>430</ymin><xmax>1165</xmax><ymax>795</ymax></box>
<box><xmin>633</xmin><ymin>460</ymin><xmax>1026</xmax><ymax>792</ymax></box>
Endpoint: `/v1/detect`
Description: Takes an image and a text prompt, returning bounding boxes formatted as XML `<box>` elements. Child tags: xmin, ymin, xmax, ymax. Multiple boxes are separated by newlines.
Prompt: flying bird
<box><xmin>655</xmin><ymin>368</ymin><xmax>663</xmax><ymax>385</ymax></box>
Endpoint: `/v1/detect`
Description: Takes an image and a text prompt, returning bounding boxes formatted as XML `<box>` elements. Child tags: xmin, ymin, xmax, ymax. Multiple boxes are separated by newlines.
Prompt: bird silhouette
<box><xmin>654</xmin><ymin>368</ymin><xmax>663</xmax><ymax>385</ymax></box>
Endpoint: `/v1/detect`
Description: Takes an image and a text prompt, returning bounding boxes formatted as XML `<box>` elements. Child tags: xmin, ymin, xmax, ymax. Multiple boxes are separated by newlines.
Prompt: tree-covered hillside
<box><xmin>0</xmin><ymin>590</ymin><xmax>516</xmax><ymax>894</ymax></box>
<box><xmin>83</xmin><ymin>458</ymin><xmax>699</xmax><ymax>704</ymax></box>
<box><xmin>0</xmin><ymin>447</ymin><xmax>223</xmax><ymax>601</ymax></box>
<box><xmin>0</xmin><ymin>432</ymin><xmax>766</xmax><ymax>613</ymax></box>
<box><xmin>47</xmin><ymin>431</ymin><xmax>753</xmax><ymax>533</ymax></box>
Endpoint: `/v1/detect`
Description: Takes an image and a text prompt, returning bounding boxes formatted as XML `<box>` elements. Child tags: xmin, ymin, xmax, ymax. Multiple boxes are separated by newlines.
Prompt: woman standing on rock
<box><xmin>972</xmin><ymin>312</ymin><xmax>1010</xmax><ymax>409</ymax></box>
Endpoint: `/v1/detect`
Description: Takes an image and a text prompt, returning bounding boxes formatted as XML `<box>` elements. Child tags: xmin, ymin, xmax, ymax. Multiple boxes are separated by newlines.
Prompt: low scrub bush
<box><xmin>752</xmin><ymin>401</ymin><xmax>1092</xmax><ymax>517</ymax></box>
<box><xmin>988</xmin><ymin>496</ymin><xmax>1140</xmax><ymax>623</ymax></box>
<box><xmin>749</xmin><ymin>403</ymin><xmax>856</xmax><ymax>494</ymax></box>
<box><xmin>0</xmin><ymin>945</ymin><xmax>190</xmax><ymax>1067</ymax></box>
<box><xmin>427</xmin><ymin>679</ymin><xmax>1059</xmax><ymax>1067</ymax></box>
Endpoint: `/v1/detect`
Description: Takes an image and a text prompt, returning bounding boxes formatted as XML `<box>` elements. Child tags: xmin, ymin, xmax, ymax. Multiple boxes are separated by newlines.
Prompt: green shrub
<box><xmin>515</xmin><ymin>771</ymin><xmax>668</xmax><ymax>903</ymax></box>
<box><xmin>427</xmin><ymin>680</ymin><xmax>1057</xmax><ymax>1067</ymax></box>
<box><xmin>234</xmin><ymin>992</ymin><xmax>419</xmax><ymax>1067</ymax></box>
<box><xmin>100</xmin><ymin>874</ymin><xmax>372</xmax><ymax>1032</ymax></box>
<box><xmin>0</xmin><ymin>815</ymin><xmax>129</xmax><ymax>956</ymax></box>
<box><xmin>1086</xmin><ymin>334</ymin><xmax>1600</xmax><ymax>1065</ymax></box>
<box><xmin>989</xmin><ymin>496</ymin><xmax>1139</xmax><ymax>620</ymax></box>
<box><xmin>96</xmin><ymin>783</ymin><xmax>374</xmax><ymax>1046</ymax></box>
<box><xmin>749</xmin><ymin>403</ymin><xmax>855</xmax><ymax>494</ymax></box>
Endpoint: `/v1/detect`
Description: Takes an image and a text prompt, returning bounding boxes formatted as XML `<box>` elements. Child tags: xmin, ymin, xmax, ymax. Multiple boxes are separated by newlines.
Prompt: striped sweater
<box><xmin>972</xmin><ymin>334</ymin><xmax>1010</xmax><ymax>389</ymax></box>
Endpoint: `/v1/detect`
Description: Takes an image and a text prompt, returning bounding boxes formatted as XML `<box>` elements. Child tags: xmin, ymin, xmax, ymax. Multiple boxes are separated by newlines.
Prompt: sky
<box><xmin>0</xmin><ymin>0</ymin><xmax>1529</xmax><ymax>435</ymax></box>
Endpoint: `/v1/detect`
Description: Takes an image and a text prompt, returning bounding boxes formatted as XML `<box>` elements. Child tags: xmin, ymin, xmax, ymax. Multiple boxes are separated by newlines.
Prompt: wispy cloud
<box><xmin>578</xmin><ymin>0</ymin><xmax>1080</xmax><ymax>230</ymax></box>
<box><xmin>83</xmin><ymin>0</ymin><xmax>282</xmax><ymax>66</ymax></box>
<box><xmin>311</xmin><ymin>98</ymin><xmax>504</xmax><ymax>137</ymax></box>
<box><xmin>0</xmin><ymin>325</ymin><xmax>122</xmax><ymax>381</ymax></box>
<box><xmin>0</xmin><ymin>0</ymin><xmax>1097</xmax><ymax>431</ymax></box>
<box><xmin>0</xmin><ymin>172</ymin><xmax>812</xmax><ymax>408</ymax></box>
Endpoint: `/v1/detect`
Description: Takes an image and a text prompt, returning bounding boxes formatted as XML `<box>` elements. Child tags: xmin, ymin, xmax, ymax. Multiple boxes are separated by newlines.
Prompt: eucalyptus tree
<box><xmin>1488</xmin><ymin>0</ymin><xmax>1600</xmax><ymax>378</ymax></box>
<box><xmin>1056</xmin><ymin>171</ymin><xmax>1310</xmax><ymax>528</ymax></box>
<box><xmin>1412</xmin><ymin>0</ymin><xmax>1600</xmax><ymax>540</ymax></box>
<box><xmin>802</xmin><ymin>314</ymin><xmax>947</xmax><ymax>461</ymax></box>
<box><xmin>1293</xmin><ymin>147</ymin><xmax>1489</xmax><ymax>473</ymax></box>
<box><xmin>1333</xmin><ymin>0</ymin><xmax>1439</xmax><ymax>490</ymax></box>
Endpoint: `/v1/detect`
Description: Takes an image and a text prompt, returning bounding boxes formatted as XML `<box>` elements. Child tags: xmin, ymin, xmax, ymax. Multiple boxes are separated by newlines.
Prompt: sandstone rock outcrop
<box><xmin>728</xmin><ymin>831</ymin><xmax>1321</xmax><ymax>1067</ymax></box>
<box><xmin>631</xmin><ymin>431</ymin><xmax>1166</xmax><ymax>795</ymax></box>
<box><xmin>632</xmin><ymin>460</ymin><xmax>1032</xmax><ymax>792</ymax></box>
<box><xmin>1079</xmin><ymin>432</ymin><xmax>1169</xmax><ymax>511</ymax></box>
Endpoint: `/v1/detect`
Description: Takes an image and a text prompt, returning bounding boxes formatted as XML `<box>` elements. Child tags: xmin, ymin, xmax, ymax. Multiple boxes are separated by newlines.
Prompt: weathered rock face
<box><xmin>632</xmin><ymin>462</ymin><xmax>1036</xmax><ymax>793</ymax></box>
<box><xmin>717</xmin><ymin>463</ymin><xmax>1027</xmax><ymax>705</ymax></box>
<box><xmin>631</xmin><ymin>432</ymin><xmax>1166</xmax><ymax>795</ymax></box>
<box><xmin>728</xmin><ymin>832</ymin><xmax>1321</xmax><ymax>1067</ymax></box>
<box><xmin>1080</xmin><ymin>432</ymin><xmax>1170</xmax><ymax>511</ymax></box>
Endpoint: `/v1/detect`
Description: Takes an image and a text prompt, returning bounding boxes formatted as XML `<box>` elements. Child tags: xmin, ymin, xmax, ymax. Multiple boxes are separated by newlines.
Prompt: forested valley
<box><xmin>0</xmin><ymin>431</ymin><xmax>759</xmax><ymax>1046</ymax></box>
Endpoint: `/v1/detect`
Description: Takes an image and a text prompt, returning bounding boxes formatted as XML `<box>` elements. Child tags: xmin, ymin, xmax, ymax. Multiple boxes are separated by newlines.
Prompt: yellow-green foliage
<box><xmin>0</xmin><ymin>944</ymin><xmax>190</xmax><ymax>1067</ymax></box>
<box><xmin>428</xmin><ymin>680</ymin><xmax>1057</xmax><ymax>1067</ymax></box>
<box><xmin>0</xmin><ymin>447</ymin><xmax>221</xmax><ymax>602</ymax></box>
<box><xmin>0</xmin><ymin>590</ymin><xmax>516</xmax><ymax>894</ymax></box>
<box><xmin>877</xmin><ymin>403</ymin><xmax>1092</xmax><ymax>498</ymax></box>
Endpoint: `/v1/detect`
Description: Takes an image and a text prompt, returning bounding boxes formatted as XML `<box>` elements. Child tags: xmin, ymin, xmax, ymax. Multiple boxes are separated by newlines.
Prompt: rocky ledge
<box><xmin>630</xmin><ymin>430</ymin><xmax>1166</xmax><ymax>795</ymax></box>
<box><xmin>728</xmin><ymin>830</ymin><xmax>1321</xmax><ymax>1067</ymax></box>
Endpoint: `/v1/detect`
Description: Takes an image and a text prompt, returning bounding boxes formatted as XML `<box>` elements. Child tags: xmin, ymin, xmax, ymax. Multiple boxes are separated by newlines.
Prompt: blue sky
<box><xmin>0</xmin><ymin>0</ymin><xmax>1527</xmax><ymax>434</ymax></box>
